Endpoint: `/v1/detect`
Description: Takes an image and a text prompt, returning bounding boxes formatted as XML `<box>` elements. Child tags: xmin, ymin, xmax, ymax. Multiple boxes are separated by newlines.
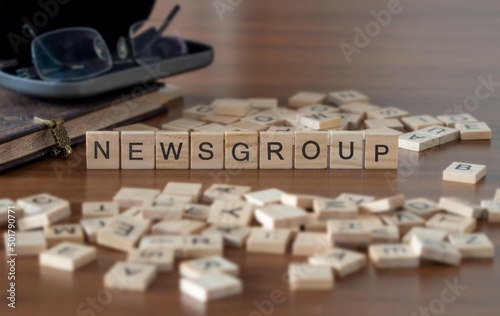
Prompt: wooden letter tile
<box><xmin>402</xmin><ymin>227</ymin><xmax>448</xmax><ymax>244</ymax></box>
<box><xmin>183</xmin><ymin>234</ymin><xmax>224</xmax><ymax>258</ymax></box>
<box><xmin>202</xmin><ymin>225</ymin><xmax>252</xmax><ymax>248</ymax></box>
<box><xmin>443</xmin><ymin>162</ymin><xmax>486</xmax><ymax>184</ymax></box>
<box><xmin>97</xmin><ymin>217</ymin><xmax>150</xmax><ymax>252</ymax></box>
<box><xmin>398</xmin><ymin>132</ymin><xmax>440</xmax><ymax>152</ymax></box>
<box><xmin>17</xmin><ymin>194</ymin><xmax>71</xmax><ymax>231</ymax></box>
<box><xmin>438</xmin><ymin>196</ymin><xmax>484</xmax><ymax>218</ymax></box>
<box><xmin>121</xmin><ymin>131</ymin><xmax>155</xmax><ymax>169</ymax></box>
<box><xmin>326</xmin><ymin>219</ymin><xmax>375</xmax><ymax>247</ymax></box>
<box><xmin>163</xmin><ymin>182</ymin><xmax>203</xmax><ymax>201</ymax></box>
<box><xmin>329</xmin><ymin>131</ymin><xmax>364</xmax><ymax>169</ymax></box>
<box><xmin>203</xmin><ymin>184</ymin><xmax>252</xmax><ymax>202</ymax></box>
<box><xmin>339</xmin><ymin>102</ymin><xmax>379</xmax><ymax>115</ymax></box>
<box><xmin>207</xmin><ymin>200</ymin><xmax>254</xmax><ymax>226</ymax></box>
<box><xmin>4</xmin><ymin>230</ymin><xmax>46</xmax><ymax>255</ymax></box>
<box><xmin>426</xmin><ymin>213</ymin><xmax>476</xmax><ymax>234</ymax></box>
<box><xmin>179</xmin><ymin>272</ymin><xmax>242</xmax><ymax>302</ymax></box>
<box><xmin>456</xmin><ymin>122</ymin><xmax>492</xmax><ymax>140</ymax></box>
<box><xmin>292</xmin><ymin>232</ymin><xmax>330</xmax><ymax>256</ymax></box>
<box><xmin>359</xmin><ymin>194</ymin><xmax>405</xmax><ymax>214</ymax></box>
<box><xmin>81</xmin><ymin>202</ymin><xmax>119</xmax><ymax>218</ymax></box>
<box><xmin>112</xmin><ymin>187</ymin><xmax>160</xmax><ymax>208</ymax></box>
<box><xmin>481</xmin><ymin>200</ymin><xmax>500</xmax><ymax>222</ymax></box>
<box><xmin>410</xmin><ymin>235</ymin><xmax>461</xmax><ymax>266</ymax></box>
<box><xmin>327</xmin><ymin>90</ymin><xmax>369</xmax><ymax>105</ymax></box>
<box><xmin>404</xmin><ymin>198</ymin><xmax>441</xmax><ymax>219</ymax></box>
<box><xmin>139</xmin><ymin>235</ymin><xmax>185</xmax><ymax>258</ymax></box>
<box><xmin>244</xmin><ymin>188</ymin><xmax>285</xmax><ymax>206</ymax></box>
<box><xmin>288</xmin><ymin>91</ymin><xmax>327</xmax><ymax>108</ymax></box>
<box><xmin>39</xmin><ymin>242</ymin><xmax>96</xmax><ymax>271</ymax></box>
<box><xmin>366</xmin><ymin>107</ymin><xmax>409</xmax><ymax>120</ymax></box>
<box><xmin>86</xmin><ymin>131</ymin><xmax>120</xmax><ymax>169</ymax></box>
<box><xmin>370</xmin><ymin>226</ymin><xmax>400</xmax><ymax>243</ymax></box>
<box><xmin>401</xmin><ymin>115</ymin><xmax>444</xmax><ymax>131</ymax></box>
<box><xmin>308</xmin><ymin>247</ymin><xmax>366</xmax><ymax>277</ymax></box>
<box><xmin>180</xmin><ymin>255</ymin><xmax>239</xmax><ymax>278</ymax></box>
<box><xmin>44</xmin><ymin>224</ymin><xmax>84</xmax><ymax>247</ymax></box>
<box><xmin>259</xmin><ymin>131</ymin><xmax>294</xmax><ymax>169</ymax></box>
<box><xmin>380</xmin><ymin>211</ymin><xmax>425</xmax><ymax>234</ymax></box>
<box><xmin>190</xmin><ymin>132</ymin><xmax>224</xmax><ymax>169</ymax></box>
<box><xmin>313</xmin><ymin>198</ymin><xmax>358</xmax><ymax>220</ymax></box>
<box><xmin>368</xmin><ymin>244</ymin><xmax>419</xmax><ymax>269</ymax></box>
<box><xmin>152</xmin><ymin>220</ymin><xmax>206</xmax><ymax>235</ymax></box>
<box><xmin>417</xmin><ymin>125</ymin><xmax>460</xmax><ymax>145</ymax></box>
<box><xmin>141</xmin><ymin>197</ymin><xmax>185</xmax><ymax>220</ymax></box>
<box><xmin>288</xmin><ymin>263</ymin><xmax>334</xmax><ymax>291</ymax></box>
<box><xmin>448</xmin><ymin>233</ymin><xmax>494</xmax><ymax>259</ymax></box>
<box><xmin>183</xmin><ymin>204</ymin><xmax>210</xmax><ymax>222</ymax></box>
<box><xmin>336</xmin><ymin>193</ymin><xmax>375</xmax><ymax>205</ymax></box>
<box><xmin>80</xmin><ymin>217</ymin><xmax>111</xmax><ymax>243</ymax></box>
<box><xmin>255</xmin><ymin>204</ymin><xmax>308</xmax><ymax>228</ymax></box>
<box><xmin>156</xmin><ymin>131</ymin><xmax>190</xmax><ymax>169</ymax></box>
<box><xmin>213</xmin><ymin>98</ymin><xmax>252</xmax><ymax>116</ymax></box>
<box><xmin>224</xmin><ymin>131</ymin><xmax>259</xmax><ymax>169</ymax></box>
<box><xmin>436</xmin><ymin>114</ymin><xmax>478</xmax><ymax>127</ymax></box>
<box><xmin>294</xmin><ymin>131</ymin><xmax>328</xmax><ymax>169</ymax></box>
<box><xmin>246</xmin><ymin>228</ymin><xmax>292</xmax><ymax>254</ymax></box>
<box><xmin>249</xmin><ymin>98</ymin><xmax>278</xmax><ymax>110</ymax></box>
<box><xmin>364</xmin><ymin>119</ymin><xmax>404</xmax><ymax>132</ymax></box>
<box><xmin>364</xmin><ymin>129</ymin><xmax>400</xmax><ymax>169</ymax></box>
<box><xmin>127</xmin><ymin>248</ymin><xmax>174</xmax><ymax>272</ymax></box>
<box><xmin>104</xmin><ymin>261</ymin><xmax>157</xmax><ymax>292</ymax></box>
<box><xmin>182</xmin><ymin>104</ymin><xmax>215</xmax><ymax>120</ymax></box>
<box><xmin>161</xmin><ymin>118</ymin><xmax>206</xmax><ymax>132</ymax></box>
<box><xmin>299</xmin><ymin>112</ymin><xmax>341</xmax><ymax>130</ymax></box>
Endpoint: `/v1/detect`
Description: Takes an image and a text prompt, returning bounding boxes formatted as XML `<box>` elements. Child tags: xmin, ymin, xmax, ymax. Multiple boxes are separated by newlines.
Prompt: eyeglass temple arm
<box><xmin>134</xmin><ymin>4</ymin><xmax>181</xmax><ymax>57</ymax></box>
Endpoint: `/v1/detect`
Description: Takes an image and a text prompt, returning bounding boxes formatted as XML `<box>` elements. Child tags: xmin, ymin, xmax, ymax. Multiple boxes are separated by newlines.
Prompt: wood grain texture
<box><xmin>2</xmin><ymin>0</ymin><xmax>500</xmax><ymax>315</ymax></box>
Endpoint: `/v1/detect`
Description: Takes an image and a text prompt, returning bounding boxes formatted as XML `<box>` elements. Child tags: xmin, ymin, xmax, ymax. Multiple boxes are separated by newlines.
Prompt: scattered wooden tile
<box><xmin>299</xmin><ymin>112</ymin><xmax>341</xmax><ymax>130</ymax></box>
<box><xmin>183</xmin><ymin>234</ymin><xmax>224</xmax><ymax>258</ymax></box>
<box><xmin>313</xmin><ymin>198</ymin><xmax>358</xmax><ymax>220</ymax></box>
<box><xmin>267</xmin><ymin>126</ymin><xmax>297</xmax><ymax>132</ymax></box>
<box><xmin>228</xmin><ymin>120</ymin><xmax>269</xmax><ymax>132</ymax></box>
<box><xmin>336</xmin><ymin>193</ymin><xmax>375</xmax><ymax>205</ymax></box>
<box><xmin>179</xmin><ymin>272</ymin><xmax>242</xmax><ymax>302</ymax></box>
<box><xmin>329</xmin><ymin>131</ymin><xmax>364</xmax><ymax>169</ymax></box>
<box><xmin>182</xmin><ymin>204</ymin><xmax>210</xmax><ymax>222</ymax></box>
<box><xmin>180</xmin><ymin>255</ymin><xmax>239</xmax><ymax>278</ymax></box>
<box><xmin>417</xmin><ymin>125</ymin><xmax>460</xmax><ymax>145</ymax></box>
<box><xmin>363</xmin><ymin>128</ymin><xmax>401</xmax><ymax>169</ymax></box>
<box><xmin>119</xmin><ymin>206</ymin><xmax>149</xmax><ymax>221</ymax></box>
<box><xmin>246</xmin><ymin>228</ymin><xmax>292</xmax><ymax>254</ymax></box>
<box><xmin>44</xmin><ymin>224</ymin><xmax>84</xmax><ymax>247</ymax></box>
<box><xmin>448</xmin><ymin>233</ymin><xmax>495</xmax><ymax>259</ymax></box>
<box><xmin>17</xmin><ymin>194</ymin><xmax>71</xmax><ymax>231</ymax></box>
<box><xmin>304</xmin><ymin>214</ymin><xmax>328</xmax><ymax>232</ymax></box>
<box><xmin>213</xmin><ymin>98</ymin><xmax>252</xmax><ymax>116</ymax></box>
<box><xmin>297</xmin><ymin>104</ymin><xmax>339</xmax><ymax>114</ymax></box>
<box><xmin>202</xmin><ymin>114</ymin><xmax>241</xmax><ymax>125</ymax></box>
<box><xmin>163</xmin><ymin>182</ymin><xmax>203</xmax><ymax>201</ymax></box>
<box><xmin>326</xmin><ymin>219</ymin><xmax>375</xmax><ymax>246</ymax></box>
<box><xmin>241</xmin><ymin>110</ymin><xmax>285</xmax><ymax>126</ymax></box>
<box><xmin>224</xmin><ymin>131</ymin><xmax>259</xmax><ymax>169</ymax></box>
<box><xmin>86</xmin><ymin>131</ymin><xmax>120</xmax><ymax>169</ymax></box>
<box><xmin>404</xmin><ymin>198</ymin><xmax>441</xmax><ymax>219</ymax></box>
<box><xmin>127</xmin><ymin>248</ymin><xmax>174</xmax><ymax>272</ymax></box>
<box><xmin>203</xmin><ymin>184</ymin><xmax>252</xmax><ymax>202</ymax></box>
<box><xmin>207</xmin><ymin>200</ymin><xmax>254</xmax><ymax>226</ymax></box>
<box><xmin>292</xmin><ymin>232</ymin><xmax>330</xmax><ymax>256</ymax></box>
<box><xmin>113</xmin><ymin>123</ymin><xmax>158</xmax><ymax>132</ymax></box>
<box><xmin>426</xmin><ymin>213</ymin><xmax>476</xmax><ymax>234</ymax></box>
<box><xmin>97</xmin><ymin>217</ymin><xmax>150</xmax><ymax>252</ymax></box>
<box><xmin>308</xmin><ymin>247</ymin><xmax>366</xmax><ymax>277</ymax></box>
<box><xmin>401</xmin><ymin>115</ymin><xmax>444</xmax><ymax>131</ymax></box>
<box><xmin>398</xmin><ymin>132</ymin><xmax>440</xmax><ymax>152</ymax></box>
<box><xmin>203</xmin><ymin>225</ymin><xmax>252</xmax><ymax>248</ymax></box>
<box><xmin>410</xmin><ymin>235</ymin><xmax>461</xmax><ymax>266</ymax></box>
<box><xmin>380</xmin><ymin>211</ymin><xmax>425</xmax><ymax>234</ymax></box>
<box><xmin>438</xmin><ymin>197</ymin><xmax>485</xmax><ymax>218</ymax></box>
<box><xmin>364</xmin><ymin>119</ymin><xmax>404</xmax><ymax>132</ymax></box>
<box><xmin>182</xmin><ymin>104</ymin><xmax>215</xmax><ymax>120</ymax></box>
<box><xmin>336</xmin><ymin>113</ymin><xmax>364</xmax><ymax>130</ymax></box>
<box><xmin>255</xmin><ymin>204</ymin><xmax>308</xmax><ymax>228</ymax></box>
<box><xmin>193</xmin><ymin>123</ymin><xmax>238</xmax><ymax>132</ymax></box>
<box><xmin>294</xmin><ymin>131</ymin><xmax>329</xmax><ymax>169</ymax></box>
<box><xmin>281</xmin><ymin>192</ymin><xmax>318</xmax><ymax>209</ymax></box>
<box><xmin>104</xmin><ymin>261</ymin><xmax>157</xmax><ymax>292</ymax></box>
<box><xmin>140</xmin><ymin>197</ymin><xmax>185</xmax><ymax>220</ymax></box>
<box><xmin>402</xmin><ymin>227</ymin><xmax>448</xmax><ymax>244</ymax></box>
<box><xmin>249</xmin><ymin>98</ymin><xmax>278</xmax><ymax>110</ymax></box>
<box><xmin>367</xmin><ymin>107</ymin><xmax>409</xmax><ymax>120</ymax></box>
<box><xmin>139</xmin><ymin>235</ymin><xmax>185</xmax><ymax>258</ymax></box>
<box><xmin>368</xmin><ymin>244</ymin><xmax>419</xmax><ymax>269</ymax></box>
<box><xmin>112</xmin><ymin>187</ymin><xmax>161</xmax><ymax>208</ymax></box>
<box><xmin>3</xmin><ymin>230</ymin><xmax>47</xmax><ymax>255</ymax></box>
<box><xmin>443</xmin><ymin>162</ymin><xmax>486</xmax><ymax>185</ymax></box>
<box><xmin>327</xmin><ymin>90</ymin><xmax>369</xmax><ymax>105</ymax></box>
<box><xmin>359</xmin><ymin>195</ymin><xmax>405</xmax><ymax>214</ymax></box>
<box><xmin>339</xmin><ymin>102</ymin><xmax>379</xmax><ymax>115</ymax></box>
<box><xmin>161</xmin><ymin>118</ymin><xmax>206</xmax><ymax>132</ymax></box>
<box><xmin>155</xmin><ymin>131</ymin><xmax>190</xmax><ymax>169</ymax></box>
<box><xmin>244</xmin><ymin>188</ymin><xmax>285</xmax><ymax>206</ymax></box>
<box><xmin>259</xmin><ymin>131</ymin><xmax>294</xmax><ymax>169</ymax></box>
<box><xmin>456</xmin><ymin>122</ymin><xmax>492</xmax><ymax>140</ymax></box>
<box><xmin>288</xmin><ymin>91</ymin><xmax>327</xmax><ymax>108</ymax></box>
<box><xmin>81</xmin><ymin>202</ymin><xmax>119</xmax><ymax>218</ymax></box>
<box><xmin>436</xmin><ymin>114</ymin><xmax>478</xmax><ymax>128</ymax></box>
<box><xmin>152</xmin><ymin>220</ymin><xmax>206</xmax><ymax>235</ymax></box>
<box><xmin>39</xmin><ymin>242</ymin><xmax>96</xmax><ymax>271</ymax></box>
<box><xmin>288</xmin><ymin>263</ymin><xmax>334</xmax><ymax>291</ymax></box>
<box><xmin>370</xmin><ymin>226</ymin><xmax>400</xmax><ymax>243</ymax></box>
<box><xmin>80</xmin><ymin>217</ymin><xmax>111</xmax><ymax>243</ymax></box>
<box><xmin>120</xmin><ymin>131</ymin><xmax>155</xmax><ymax>169</ymax></box>
<box><xmin>190</xmin><ymin>131</ymin><xmax>224</xmax><ymax>169</ymax></box>
<box><xmin>480</xmin><ymin>200</ymin><xmax>500</xmax><ymax>222</ymax></box>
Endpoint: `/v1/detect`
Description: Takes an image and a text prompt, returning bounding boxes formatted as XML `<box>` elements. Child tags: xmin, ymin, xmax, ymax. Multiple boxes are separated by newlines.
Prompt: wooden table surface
<box><xmin>2</xmin><ymin>0</ymin><xmax>500</xmax><ymax>315</ymax></box>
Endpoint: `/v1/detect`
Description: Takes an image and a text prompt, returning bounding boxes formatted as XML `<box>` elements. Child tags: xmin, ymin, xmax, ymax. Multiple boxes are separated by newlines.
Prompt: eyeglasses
<box><xmin>25</xmin><ymin>4</ymin><xmax>187</xmax><ymax>82</ymax></box>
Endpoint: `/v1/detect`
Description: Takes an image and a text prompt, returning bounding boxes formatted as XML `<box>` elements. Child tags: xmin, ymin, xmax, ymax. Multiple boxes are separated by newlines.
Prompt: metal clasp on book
<box><xmin>34</xmin><ymin>117</ymin><xmax>72</xmax><ymax>159</ymax></box>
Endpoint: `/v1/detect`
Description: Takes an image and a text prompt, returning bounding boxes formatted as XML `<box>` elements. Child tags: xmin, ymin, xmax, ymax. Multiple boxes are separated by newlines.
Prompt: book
<box><xmin>0</xmin><ymin>84</ymin><xmax>181</xmax><ymax>172</ymax></box>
